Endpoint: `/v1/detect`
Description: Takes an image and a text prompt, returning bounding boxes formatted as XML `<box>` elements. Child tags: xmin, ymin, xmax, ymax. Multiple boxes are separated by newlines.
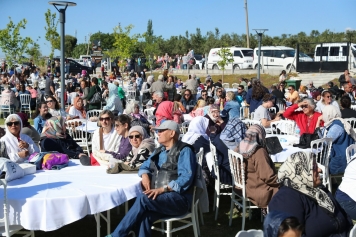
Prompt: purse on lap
<box><xmin>265</xmin><ymin>137</ymin><xmax>283</xmax><ymax>155</ymax></box>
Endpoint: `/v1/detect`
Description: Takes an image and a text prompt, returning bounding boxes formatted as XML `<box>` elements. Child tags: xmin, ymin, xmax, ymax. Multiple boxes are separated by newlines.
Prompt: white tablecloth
<box><xmin>76</xmin><ymin>121</ymin><xmax>99</xmax><ymax>133</ymax></box>
<box><xmin>0</xmin><ymin>160</ymin><xmax>142</xmax><ymax>231</ymax></box>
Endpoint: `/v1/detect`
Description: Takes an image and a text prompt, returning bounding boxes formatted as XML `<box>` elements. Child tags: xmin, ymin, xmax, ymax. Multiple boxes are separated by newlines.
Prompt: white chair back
<box><xmin>228</xmin><ymin>149</ymin><xmax>245</xmax><ymax>191</ymax></box>
<box><xmin>20</xmin><ymin>94</ymin><xmax>32</xmax><ymax>117</ymax></box>
<box><xmin>270</xmin><ymin>120</ymin><xmax>295</xmax><ymax>135</ymax></box>
<box><xmin>346</xmin><ymin>144</ymin><xmax>356</xmax><ymax>164</ymax></box>
<box><xmin>65</xmin><ymin>119</ymin><xmax>90</xmax><ymax>154</ymax></box>
<box><xmin>232</xmin><ymin>83</ymin><xmax>239</xmax><ymax>89</ymax></box>
<box><xmin>242</xmin><ymin>119</ymin><xmax>261</xmax><ymax>128</ymax></box>
<box><xmin>222</xmin><ymin>83</ymin><xmax>230</xmax><ymax>89</ymax></box>
<box><xmin>351</xmin><ymin>105</ymin><xmax>356</xmax><ymax>111</ymax></box>
<box><xmin>250</xmin><ymin>112</ymin><xmax>255</xmax><ymax>120</ymax></box>
<box><xmin>239</xmin><ymin>106</ymin><xmax>250</xmax><ymax>120</ymax></box>
<box><xmin>196</xmin><ymin>147</ymin><xmax>204</xmax><ymax>166</ymax></box>
<box><xmin>268</xmin><ymin>107</ymin><xmax>276</xmax><ymax>114</ymax></box>
<box><xmin>235</xmin><ymin>229</ymin><xmax>264</xmax><ymax>237</ymax></box>
<box><xmin>345</xmin><ymin>118</ymin><xmax>356</xmax><ymax>129</ymax></box>
<box><xmin>180</xmin><ymin>121</ymin><xmax>190</xmax><ymax>134</ymax></box>
<box><xmin>310</xmin><ymin>138</ymin><xmax>333</xmax><ymax>191</ymax></box>
<box><xmin>86</xmin><ymin>109</ymin><xmax>102</xmax><ymax>119</ymax></box>
<box><xmin>350</xmin><ymin>224</ymin><xmax>356</xmax><ymax>237</ymax></box>
<box><xmin>209</xmin><ymin>142</ymin><xmax>219</xmax><ymax>182</ymax></box>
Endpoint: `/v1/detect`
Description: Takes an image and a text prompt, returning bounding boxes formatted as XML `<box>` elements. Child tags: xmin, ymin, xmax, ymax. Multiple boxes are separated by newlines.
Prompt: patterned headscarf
<box><xmin>235</xmin><ymin>124</ymin><xmax>265</xmax><ymax>158</ymax></box>
<box><xmin>208</xmin><ymin>104</ymin><xmax>220</xmax><ymax>122</ymax></box>
<box><xmin>278</xmin><ymin>151</ymin><xmax>335</xmax><ymax>213</ymax></box>
<box><xmin>41</xmin><ymin>116</ymin><xmax>67</xmax><ymax>139</ymax></box>
<box><xmin>220</xmin><ymin>117</ymin><xmax>247</xmax><ymax>150</ymax></box>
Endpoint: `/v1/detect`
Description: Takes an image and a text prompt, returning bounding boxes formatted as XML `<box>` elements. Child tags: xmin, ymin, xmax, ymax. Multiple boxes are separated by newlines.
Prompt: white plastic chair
<box><xmin>350</xmin><ymin>224</ymin><xmax>356</xmax><ymax>237</ymax></box>
<box><xmin>126</xmin><ymin>90</ymin><xmax>136</xmax><ymax>103</ymax></box>
<box><xmin>222</xmin><ymin>83</ymin><xmax>230</xmax><ymax>89</ymax></box>
<box><xmin>268</xmin><ymin>107</ymin><xmax>276</xmax><ymax>114</ymax></box>
<box><xmin>232</xmin><ymin>83</ymin><xmax>239</xmax><ymax>89</ymax></box>
<box><xmin>351</xmin><ymin>105</ymin><xmax>356</xmax><ymax>111</ymax></box>
<box><xmin>250</xmin><ymin>112</ymin><xmax>255</xmax><ymax>120</ymax></box>
<box><xmin>270</xmin><ymin>120</ymin><xmax>295</xmax><ymax>135</ymax></box>
<box><xmin>0</xmin><ymin>179</ymin><xmax>35</xmax><ymax>237</ymax></box>
<box><xmin>151</xmin><ymin>186</ymin><xmax>199</xmax><ymax>237</ymax></box>
<box><xmin>180</xmin><ymin>121</ymin><xmax>190</xmax><ymax>134</ymax></box>
<box><xmin>210</xmin><ymin>142</ymin><xmax>232</xmax><ymax>220</ymax></box>
<box><xmin>242</xmin><ymin>119</ymin><xmax>262</xmax><ymax>129</ymax></box>
<box><xmin>345</xmin><ymin>118</ymin><xmax>356</xmax><ymax>129</ymax></box>
<box><xmin>144</xmin><ymin>107</ymin><xmax>155</xmax><ymax>125</ymax></box>
<box><xmin>195</xmin><ymin>148</ymin><xmax>205</xmax><ymax>227</ymax></box>
<box><xmin>240</xmin><ymin>106</ymin><xmax>250</xmax><ymax>120</ymax></box>
<box><xmin>65</xmin><ymin>119</ymin><xmax>90</xmax><ymax>154</ymax></box>
<box><xmin>235</xmin><ymin>229</ymin><xmax>264</xmax><ymax>237</ymax></box>
<box><xmin>86</xmin><ymin>109</ymin><xmax>102</xmax><ymax>119</ymax></box>
<box><xmin>20</xmin><ymin>94</ymin><xmax>31</xmax><ymax>118</ymax></box>
<box><xmin>346</xmin><ymin>144</ymin><xmax>356</xmax><ymax>164</ymax></box>
<box><xmin>310</xmin><ymin>138</ymin><xmax>333</xmax><ymax>192</ymax></box>
<box><xmin>228</xmin><ymin>149</ymin><xmax>259</xmax><ymax>229</ymax></box>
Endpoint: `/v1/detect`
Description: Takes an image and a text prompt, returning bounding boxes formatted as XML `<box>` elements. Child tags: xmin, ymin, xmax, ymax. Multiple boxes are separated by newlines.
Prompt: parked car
<box><xmin>208</xmin><ymin>46</ymin><xmax>253</xmax><ymax>70</ymax></box>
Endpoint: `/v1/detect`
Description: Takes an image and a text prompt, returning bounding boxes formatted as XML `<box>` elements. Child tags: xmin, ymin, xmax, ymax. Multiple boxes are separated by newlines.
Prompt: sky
<box><xmin>0</xmin><ymin>0</ymin><xmax>355</xmax><ymax>58</ymax></box>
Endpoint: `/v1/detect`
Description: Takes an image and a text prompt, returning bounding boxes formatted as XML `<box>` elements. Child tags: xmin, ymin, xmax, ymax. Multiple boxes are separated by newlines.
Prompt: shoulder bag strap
<box><xmin>99</xmin><ymin>127</ymin><xmax>104</xmax><ymax>150</ymax></box>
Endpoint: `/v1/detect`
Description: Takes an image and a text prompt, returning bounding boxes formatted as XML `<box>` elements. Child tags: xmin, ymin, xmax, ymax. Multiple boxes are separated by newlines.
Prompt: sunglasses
<box><xmin>129</xmin><ymin>134</ymin><xmax>141</xmax><ymax>139</ymax></box>
<box><xmin>301</xmin><ymin>105</ymin><xmax>308</xmax><ymax>109</ymax></box>
<box><xmin>99</xmin><ymin>117</ymin><xmax>111</xmax><ymax>121</ymax></box>
<box><xmin>7</xmin><ymin>121</ymin><xmax>20</xmax><ymax>127</ymax></box>
<box><xmin>46</xmin><ymin>100</ymin><xmax>53</xmax><ymax>103</ymax></box>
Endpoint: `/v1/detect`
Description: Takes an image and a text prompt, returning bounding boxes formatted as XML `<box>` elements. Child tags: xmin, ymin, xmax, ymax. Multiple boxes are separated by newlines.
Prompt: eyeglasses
<box><xmin>301</xmin><ymin>105</ymin><xmax>308</xmax><ymax>109</ymax></box>
<box><xmin>99</xmin><ymin>117</ymin><xmax>111</xmax><ymax>121</ymax></box>
<box><xmin>129</xmin><ymin>134</ymin><xmax>141</xmax><ymax>139</ymax></box>
<box><xmin>46</xmin><ymin>100</ymin><xmax>53</xmax><ymax>103</ymax></box>
<box><xmin>7</xmin><ymin>121</ymin><xmax>20</xmax><ymax>127</ymax></box>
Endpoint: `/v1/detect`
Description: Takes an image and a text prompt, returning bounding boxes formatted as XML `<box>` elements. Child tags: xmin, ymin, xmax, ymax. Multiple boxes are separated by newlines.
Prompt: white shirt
<box><xmin>68</xmin><ymin>106</ymin><xmax>84</xmax><ymax>119</ymax></box>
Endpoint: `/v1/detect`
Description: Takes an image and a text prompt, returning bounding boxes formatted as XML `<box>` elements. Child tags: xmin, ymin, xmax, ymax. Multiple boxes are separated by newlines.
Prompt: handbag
<box><xmin>89</xmin><ymin>86</ymin><xmax>102</xmax><ymax>104</ymax></box>
<box><xmin>265</xmin><ymin>137</ymin><xmax>283</xmax><ymax>155</ymax></box>
<box><xmin>293</xmin><ymin>132</ymin><xmax>319</xmax><ymax>149</ymax></box>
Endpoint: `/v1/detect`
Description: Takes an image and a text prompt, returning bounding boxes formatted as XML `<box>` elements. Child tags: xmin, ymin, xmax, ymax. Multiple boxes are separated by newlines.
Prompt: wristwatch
<box><xmin>163</xmin><ymin>185</ymin><xmax>168</xmax><ymax>192</ymax></box>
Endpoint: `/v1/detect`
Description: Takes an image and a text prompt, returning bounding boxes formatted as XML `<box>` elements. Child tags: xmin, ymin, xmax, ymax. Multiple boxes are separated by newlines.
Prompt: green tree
<box><xmin>217</xmin><ymin>47</ymin><xmax>233</xmax><ymax>82</ymax></box>
<box><xmin>190</xmin><ymin>28</ymin><xmax>206</xmax><ymax>54</ymax></box>
<box><xmin>106</xmin><ymin>23</ymin><xmax>139</xmax><ymax>70</ymax></box>
<box><xmin>44</xmin><ymin>9</ymin><xmax>60</xmax><ymax>60</ymax></box>
<box><xmin>26</xmin><ymin>40</ymin><xmax>41</xmax><ymax>64</ymax></box>
<box><xmin>0</xmin><ymin>17</ymin><xmax>33</xmax><ymax>63</ymax></box>
<box><xmin>90</xmin><ymin>31</ymin><xmax>115</xmax><ymax>51</ymax></box>
<box><xmin>64</xmin><ymin>35</ymin><xmax>77</xmax><ymax>57</ymax></box>
<box><xmin>142</xmin><ymin>19</ymin><xmax>159</xmax><ymax>71</ymax></box>
<box><xmin>72</xmin><ymin>43</ymin><xmax>88</xmax><ymax>59</ymax></box>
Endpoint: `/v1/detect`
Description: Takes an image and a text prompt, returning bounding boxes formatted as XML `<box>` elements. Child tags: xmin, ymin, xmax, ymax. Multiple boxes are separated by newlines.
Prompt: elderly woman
<box><xmin>103</xmin><ymin>83</ymin><xmax>123</xmax><ymax>114</ymax></box>
<box><xmin>222</xmin><ymin>91</ymin><xmax>241</xmax><ymax>119</ymax></box>
<box><xmin>40</xmin><ymin>116</ymin><xmax>88</xmax><ymax>160</ymax></box>
<box><xmin>234</xmin><ymin>124</ymin><xmax>279</xmax><ymax>208</ymax></box>
<box><xmin>18</xmin><ymin>112</ymin><xmax>40</xmax><ymax>145</ymax></box>
<box><xmin>315</xmin><ymin>90</ymin><xmax>340</xmax><ymax>113</ymax></box>
<box><xmin>91</xmin><ymin>110</ymin><xmax>121</xmax><ymax>166</ymax></box>
<box><xmin>0</xmin><ymin>114</ymin><xmax>40</xmax><ymax>163</ymax></box>
<box><xmin>269</xmin><ymin>152</ymin><xmax>352</xmax><ymax>237</ymax></box>
<box><xmin>283</xmin><ymin>98</ymin><xmax>322</xmax><ymax>135</ymax></box>
<box><xmin>204</xmin><ymin>104</ymin><xmax>226</xmax><ymax>136</ymax></box>
<box><xmin>220</xmin><ymin>117</ymin><xmax>247</xmax><ymax>150</ymax></box>
<box><xmin>316</xmin><ymin>105</ymin><xmax>356</xmax><ymax>175</ymax></box>
<box><xmin>116</xmin><ymin>126</ymin><xmax>155</xmax><ymax>171</ymax></box>
<box><xmin>254</xmin><ymin>94</ymin><xmax>283</xmax><ymax>128</ymax></box>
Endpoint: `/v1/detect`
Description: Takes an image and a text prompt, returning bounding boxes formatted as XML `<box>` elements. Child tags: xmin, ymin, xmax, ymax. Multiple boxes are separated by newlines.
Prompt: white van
<box><xmin>207</xmin><ymin>46</ymin><xmax>253</xmax><ymax>70</ymax></box>
<box><xmin>314</xmin><ymin>43</ymin><xmax>356</xmax><ymax>68</ymax></box>
<box><xmin>252</xmin><ymin>46</ymin><xmax>303</xmax><ymax>71</ymax></box>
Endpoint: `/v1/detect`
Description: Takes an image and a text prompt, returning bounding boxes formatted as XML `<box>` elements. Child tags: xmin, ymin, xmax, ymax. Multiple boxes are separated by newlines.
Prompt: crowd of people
<box><xmin>0</xmin><ymin>61</ymin><xmax>356</xmax><ymax>236</ymax></box>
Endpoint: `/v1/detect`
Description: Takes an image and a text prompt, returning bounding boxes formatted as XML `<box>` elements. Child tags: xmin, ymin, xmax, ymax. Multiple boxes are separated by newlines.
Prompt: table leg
<box><xmin>94</xmin><ymin>213</ymin><xmax>100</xmax><ymax>237</ymax></box>
<box><xmin>107</xmin><ymin>210</ymin><xmax>111</xmax><ymax>235</ymax></box>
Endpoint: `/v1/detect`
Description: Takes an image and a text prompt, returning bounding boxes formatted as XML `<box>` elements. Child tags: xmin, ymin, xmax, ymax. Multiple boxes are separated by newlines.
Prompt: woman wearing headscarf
<box><xmin>155</xmin><ymin>101</ymin><xmax>174</xmax><ymax>126</ymax></box>
<box><xmin>204</xmin><ymin>104</ymin><xmax>226</xmax><ymax>136</ymax></box>
<box><xmin>234</xmin><ymin>124</ymin><xmax>279</xmax><ymax>208</ymax></box>
<box><xmin>182</xmin><ymin>116</ymin><xmax>210</xmax><ymax>157</ymax></box>
<box><xmin>18</xmin><ymin>112</ymin><xmax>40</xmax><ymax>145</ymax></box>
<box><xmin>67</xmin><ymin>97</ymin><xmax>86</xmax><ymax>119</ymax></box>
<box><xmin>269</xmin><ymin>152</ymin><xmax>352</xmax><ymax>237</ymax></box>
<box><xmin>117</xmin><ymin>126</ymin><xmax>155</xmax><ymax>171</ymax></box>
<box><xmin>40</xmin><ymin>116</ymin><xmax>88</xmax><ymax>160</ymax></box>
<box><xmin>220</xmin><ymin>117</ymin><xmax>247</xmax><ymax>150</ymax></box>
<box><xmin>103</xmin><ymin>83</ymin><xmax>123</xmax><ymax>114</ymax></box>
<box><xmin>0</xmin><ymin>114</ymin><xmax>40</xmax><ymax>163</ymax></box>
<box><xmin>316</xmin><ymin>105</ymin><xmax>356</xmax><ymax>175</ymax></box>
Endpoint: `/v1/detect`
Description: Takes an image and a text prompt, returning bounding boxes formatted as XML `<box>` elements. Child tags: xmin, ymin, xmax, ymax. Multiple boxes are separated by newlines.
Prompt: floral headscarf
<box><xmin>235</xmin><ymin>124</ymin><xmax>265</xmax><ymax>158</ymax></box>
<box><xmin>41</xmin><ymin>116</ymin><xmax>67</xmax><ymax>139</ymax></box>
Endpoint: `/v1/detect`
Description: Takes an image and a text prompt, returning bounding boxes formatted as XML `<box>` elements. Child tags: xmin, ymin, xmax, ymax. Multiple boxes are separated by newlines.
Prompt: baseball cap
<box><xmin>152</xmin><ymin>120</ymin><xmax>180</xmax><ymax>135</ymax></box>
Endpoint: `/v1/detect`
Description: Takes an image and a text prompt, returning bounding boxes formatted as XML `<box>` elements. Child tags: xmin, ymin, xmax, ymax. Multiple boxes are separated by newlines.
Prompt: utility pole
<box><xmin>244</xmin><ymin>0</ymin><xmax>250</xmax><ymax>48</ymax></box>
<box><xmin>253</xmin><ymin>29</ymin><xmax>268</xmax><ymax>80</ymax></box>
<box><xmin>86</xmin><ymin>33</ymin><xmax>91</xmax><ymax>55</ymax></box>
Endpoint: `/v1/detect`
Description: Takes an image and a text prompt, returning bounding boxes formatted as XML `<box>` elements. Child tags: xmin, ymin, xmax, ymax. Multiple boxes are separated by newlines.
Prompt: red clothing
<box><xmin>283</xmin><ymin>104</ymin><xmax>323</xmax><ymax>135</ymax></box>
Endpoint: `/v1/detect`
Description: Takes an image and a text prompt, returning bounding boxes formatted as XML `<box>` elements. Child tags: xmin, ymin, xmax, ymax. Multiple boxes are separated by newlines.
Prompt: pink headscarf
<box><xmin>155</xmin><ymin>101</ymin><xmax>174</xmax><ymax>126</ymax></box>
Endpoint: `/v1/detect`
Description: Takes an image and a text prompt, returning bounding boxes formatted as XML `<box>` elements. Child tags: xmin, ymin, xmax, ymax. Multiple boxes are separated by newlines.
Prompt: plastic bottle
<box><xmin>295</xmin><ymin>125</ymin><xmax>300</xmax><ymax>136</ymax></box>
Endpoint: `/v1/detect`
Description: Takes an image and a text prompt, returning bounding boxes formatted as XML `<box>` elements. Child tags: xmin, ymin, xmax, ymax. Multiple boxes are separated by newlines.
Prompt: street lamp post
<box><xmin>48</xmin><ymin>1</ymin><xmax>76</xmax><ymax>107</ymax></box>
<box><xmin>252</xmin><ymin>29</ymin><xmax>268</xmax><ymax>80</ymax></box>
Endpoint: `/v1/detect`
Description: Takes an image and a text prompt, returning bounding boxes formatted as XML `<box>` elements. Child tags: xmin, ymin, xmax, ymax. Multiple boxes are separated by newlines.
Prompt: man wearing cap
<box><xmin>108</xmin><ymin>121</ymin><xmax>197</xmax><ymax>237</ymax></box>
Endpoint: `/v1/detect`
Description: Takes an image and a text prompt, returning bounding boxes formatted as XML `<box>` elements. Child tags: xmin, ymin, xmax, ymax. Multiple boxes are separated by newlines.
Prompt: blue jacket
<box><xmin>34</xmin><ymin>115</ymin><xmax>46</xmax><ymax>134</ymax></box>
<box><xmin>269</xmin><ymin>186</ymin><xmax>352</xmax><ymax>237</ymax></box>
<box><xmin>246</xmin><ymin>87</ymin><xmax>269</xmax><ymax>113</ymax></box>
<box><xmin>222</xmin><ymin>100</ymin><xmax>240</xmax><ymax>119</ymax></box>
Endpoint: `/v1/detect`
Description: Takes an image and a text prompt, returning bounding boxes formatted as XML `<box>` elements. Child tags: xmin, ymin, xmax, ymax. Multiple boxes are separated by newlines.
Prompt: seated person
<box><xmin>40</xmin><ymin>116</ymin><xmax>88</xmax><ymax>160</ymax></box>
<box><xmin>92</xmin><ymin>112</ymin><xmax>129</xmax><ymax>166</ymax></box>
<box><xmin>180</xmin><ymin>89</ymin><xmax>196</xmax><ymax>113</ymax></box>
<box><xmin>283</xmin><ymin>98</ymin><xmax>322</xmax><ymax>135</ymax></box>
<box><xmin>315</xmin><ymin>90</ymin><xmax>340</xmax><ymax>113</ymax></box>
<box><xmin>254</xmin><ymin>94</ymin><xmax>283</xmax><ymax>128</ymax></box>
<box><xmin>34</xmin><ymin>101</ymin><xmax>51</xmax><ymax>134</ymax></box>
<box><xmin>269</xmin><ymin>152</ymin><xmax>352</xmax><ymax>237</ymax></box>
<box><xmin>1</xmin><ymin>114</ymin><xmax>40</xmax><ymax>163</ymax></box>
<box><xmin>316</xmin><ymin>105</ymin><xmax>356</xmax><ymax>175</ymax></box>
<box><xmin>234</xmin><ymin>124</ymin><xmax>279</xmax><ymax>208</ymax></box>
<box><xmin>18</xmin><ymin>112</ymin><xmax>40</xmax><ymax>145</ymax></box>
<box><xmin>0</xmin><ymin>85</ymin><xmax>17</xmax><ymax>115</ymax></box>
<box><xmin>108</xmin><ymin>121</ymin><xmax>197</xmax><ymax>237</ymax></box>
<box><xmin>286</xmin><ymin>85</ymin><xmax>300</xmax><ymax>104</ymax></box>
<box><xmin>204</xmin><ymin>104</ymin><xmax>226</xmax><ymax>136</ymax></box>
<box><xmin>67</xmin><ymin>97</ymin><xmax>86</xmax><ymax>119</ymax></box>
<box><xmin>155</xmin><ymin>101</ymin><xmax>174</xmax><ymax>126</ymax></box>
<box><xmin>340</xmin><ymin>95</ymin><xmax>356</xmax><ymax>118</ymax></box>
<box><xmin>222</xmin><ymin>91</ymin><xmax>240</xmax><ymax>119</ymax></box>
<box><xmin>189</xmin><ymin>99</ymin><xmax>205</xmax><ymax>118</ymax></box>
<box><xmin>264</xmin><ymin>211</ymin><xmax>304</xmax><ymax>237</ymax></box>
<box><xmin>45</xmin><ymin>95</ymin><xmax>74</xmax><ymax>120</ymax></box>
<box><xmin>115</xmin><ymin>126</ymin><xmax>155</xmax><ymax>171</ymax></box>
<box><xmin>103</xmin><ymin>83</ymin><xmax>123</xmax><ymax>114</ymax></box>
<box><xmin>335</xmin><ymin>157</ymin><xmax>356</xmax><ymax>220</ymax></box>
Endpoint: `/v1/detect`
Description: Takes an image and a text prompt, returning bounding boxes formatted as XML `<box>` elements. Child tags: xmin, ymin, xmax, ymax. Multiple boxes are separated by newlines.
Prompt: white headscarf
<box><xmin>182</xmin><ymin>117</ymin><xmax>209</xmax><ymax>145</ymax></box>
<box><xmin>322</xmin><ymin>105</ymin><xmax>356</xmax><ymax>141</ymax></box>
